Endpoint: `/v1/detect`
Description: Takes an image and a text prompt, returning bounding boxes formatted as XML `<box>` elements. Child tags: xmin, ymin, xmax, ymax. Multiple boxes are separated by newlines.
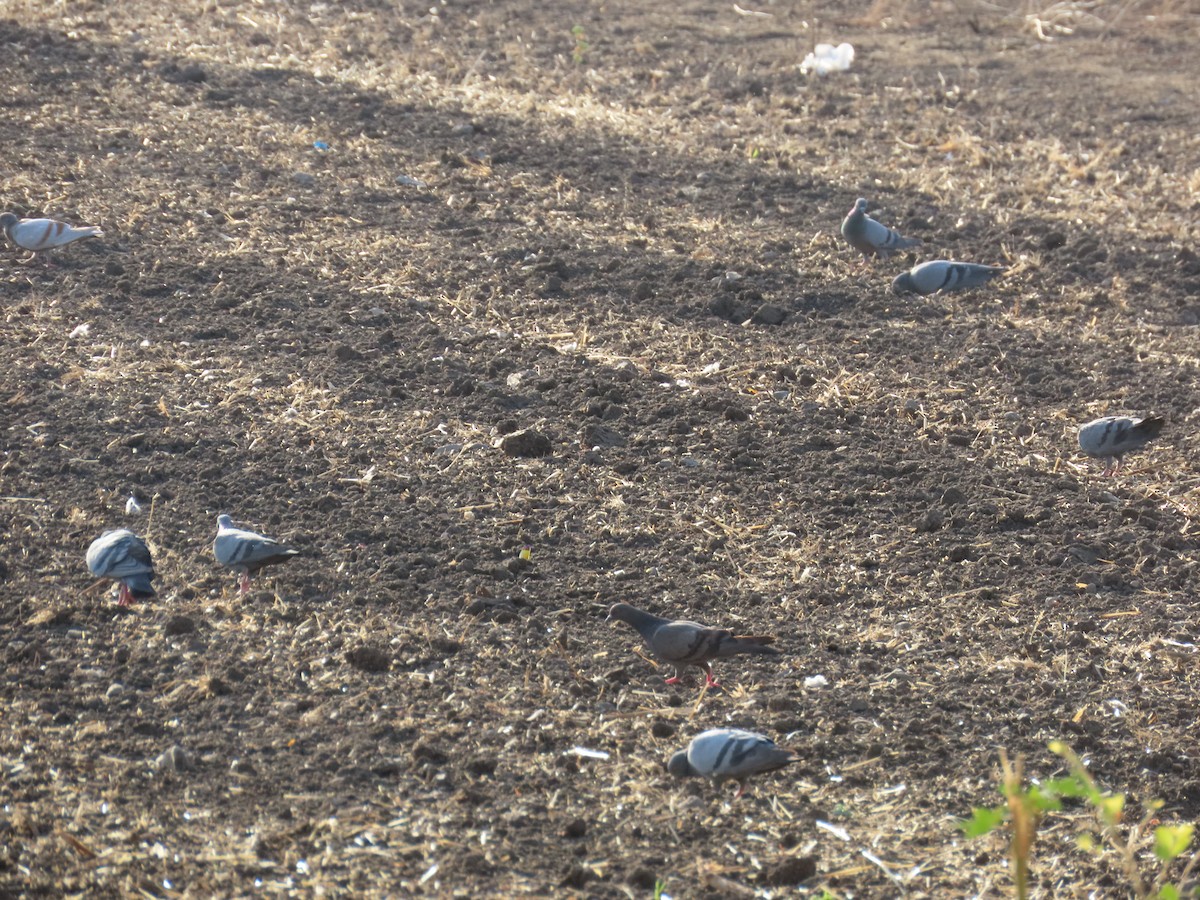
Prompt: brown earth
<box><xmin>3</xmin><ymin>0</ymin><xmax>1200</xmax><ymax>896</ymax></box>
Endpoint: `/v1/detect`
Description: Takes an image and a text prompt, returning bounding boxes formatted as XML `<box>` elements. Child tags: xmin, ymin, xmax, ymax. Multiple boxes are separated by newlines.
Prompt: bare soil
<box><xmin>3</xmin><ymin>1</ymin><xmax>1200</xmax><ymax>896</ymax></box>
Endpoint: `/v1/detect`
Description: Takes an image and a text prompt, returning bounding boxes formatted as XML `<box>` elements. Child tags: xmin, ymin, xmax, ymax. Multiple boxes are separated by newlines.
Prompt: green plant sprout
<box><xmin>961</xmin><ymin>743</ymin><xmax>1200</xmax><ymax>900</ymax></box>
<box><xmin>570</xmin><ymin>25</ymin><xmax>590</xmax><ymax>65</ymax></box>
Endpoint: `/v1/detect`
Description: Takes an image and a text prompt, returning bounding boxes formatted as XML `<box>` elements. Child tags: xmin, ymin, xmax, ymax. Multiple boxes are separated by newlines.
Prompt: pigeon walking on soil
<box><xmin>0</xmin><ymin>212</ymin><xmax>103</xmax><ymax>260</ymax></box>
<box><xmin>667</xmin><ymin>728</ymin><xmax>799</xmax><ymax>797</ymax></box>
<box><xmin>213</xmin><ymin>514</ymin><xmax>301</xmax><ymax>594</ymax></box>
<box><xmin>891</xmin><ymin>260</ymin><xmax>1006</xmax><ymax>295</ymax></box>
<box><xmin>86</xmin><ymin>529</ymin><xmax>156</xmax><ymax>607</ymax></box>
<box><xmin>840</xmin><ymin>198</ymin><xmax>921</xmax><ymax>262</ymax></box>
<box><xmin>606</xmin><ymin>602</ymin><xmax>779</xmax><ymax>688</ymax></box>
<box><xmin>1078</xmin><ymin>415</ymin><xmax>1164</xmax><ymax>476</ymax></box>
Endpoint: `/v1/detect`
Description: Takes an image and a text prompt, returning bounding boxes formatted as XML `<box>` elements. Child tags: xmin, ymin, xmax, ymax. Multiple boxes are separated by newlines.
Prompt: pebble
<box><xmin>155</xmin><ymin>745</ymin><xmax>192</xmax><ymax>773</ymax></box>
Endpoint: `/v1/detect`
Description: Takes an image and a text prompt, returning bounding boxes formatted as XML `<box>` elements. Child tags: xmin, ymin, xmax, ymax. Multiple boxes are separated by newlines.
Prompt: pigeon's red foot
<box><xmin>664</xmin><ymin>675</ymin><xmax>682</xmax><ymax>685</ymax></box>
<box><xmin>704</xmin><ymin>675</ymin><xmax>722</xmax><ymax>688</ymax></box>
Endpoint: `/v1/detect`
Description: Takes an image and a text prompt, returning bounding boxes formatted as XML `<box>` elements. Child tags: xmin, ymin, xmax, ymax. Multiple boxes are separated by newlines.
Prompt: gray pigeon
<box><xmin>607</xmin><ymin>602</ymin><xmax>779</xmax><ymax>687</ymax></box>
<box><xmin>213</xmin><ymin>514</ymin><xmax>301</xmax><ymax>594</ymax></box>
<box><xmin>0</xmin><ymin>212</ymin><xmax>102</xmax><ymax>258</ymax></box>
<box><xmin>86</xmin><ymin>529</ymin><xmax>155</xmax><ymax>607</ymax></box>
<box><xmin>841</xmin><ymin>198</ymin><xmax>921</xmax><ymax>261</ymax></box>
<box><xmin>1078</xmin><ymin>415</ymin><xmax>1164</xmax><ymax>476</ymax></box>
<box><xmin>667</xmin><ymin>728</ymin><xmax>798</xmax><ymax>797</ymax></box>
<box><xmin>891</xmin><ymin>260</ymin><xmax>1006</xmax><ymax>295</ymax></box>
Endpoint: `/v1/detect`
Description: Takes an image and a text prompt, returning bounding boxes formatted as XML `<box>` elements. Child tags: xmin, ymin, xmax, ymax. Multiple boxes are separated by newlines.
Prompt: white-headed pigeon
<box><xmin>213</xmin><ymin>514</ymin><xmax>301</xmax><ymax>594</ymax></box>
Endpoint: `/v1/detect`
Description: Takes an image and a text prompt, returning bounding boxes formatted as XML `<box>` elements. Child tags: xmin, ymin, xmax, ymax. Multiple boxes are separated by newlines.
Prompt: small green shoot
<box><xmin>963</xmin><ymin>742</ymin><xmax>1200</xmax><ymax>899</ymax></box>
<box><xmin>570</xmin><ymin>25</ymin><xmax>590</xmax><ymax>65</ymax></box>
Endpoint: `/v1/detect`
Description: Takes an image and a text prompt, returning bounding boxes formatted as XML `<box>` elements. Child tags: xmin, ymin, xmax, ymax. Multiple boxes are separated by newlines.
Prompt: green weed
<box><xmin>962</xmin><ymin>743</ymin><xmax>1199</xmax><ymax>899</ymax></box>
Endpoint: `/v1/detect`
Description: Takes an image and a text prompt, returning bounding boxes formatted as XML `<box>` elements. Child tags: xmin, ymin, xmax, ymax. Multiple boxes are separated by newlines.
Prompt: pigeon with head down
<box><xmin>891</xmin><ymin>260</ymin><xmax>1006</xmax><ymax>295</ymax></box>
<box><xmin>1078</xmin><ymin>415</ymin><xmax>1164</xmax><ymax>476</ymax></box>
<box><xmin>86</xmin><ymin>529</ymin><xmax>156</xmax><ymax>607</ymax></box>
<box><xmin>213</xmin><ymin>514</ymin><xmax>301</xmax><ymax>594</ymax></box>
<box><xmin>667</xmin><ymin>728</ymin><xmax>799</xmax><ymax>797</ymax></box>
<box><xmin>840</xmin><ymin>198</ymin><xmax>921</xmax><ymax>262</ymax></box>
<box><xmin>0</xmin><ymin>212</ymin><xmax>103</xmax><ymax>259</ymax></box>
<box><xmin>607</xmin><ymin>602</ymin><xmax>780</xmax><ymax>688</ymax></box>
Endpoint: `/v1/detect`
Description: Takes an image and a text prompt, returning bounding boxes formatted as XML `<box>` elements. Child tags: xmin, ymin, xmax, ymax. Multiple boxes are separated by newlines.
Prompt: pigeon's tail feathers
<box><xmin>717</xmin><ymin>634</ymin><xmax>781</xmax><ymax>657</ymax></box>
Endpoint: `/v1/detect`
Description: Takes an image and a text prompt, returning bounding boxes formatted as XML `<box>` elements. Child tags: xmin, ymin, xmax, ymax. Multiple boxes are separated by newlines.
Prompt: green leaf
<box><xmin>961</xmin><ymin>806</ymin><xmax>1008</xmax><ymax>838</ymax></box>
<box><xmin>1027</xmin><ymin>785</ymin><xmax>1064</xmax><ymax>813</ymax></box>
<box><xmin>1042</xmin><ymin>776</ymin><xmax>1090</xmax><ymax>799</ymax></box>
<box><xmin>1154</xmin><ymin>825</ymin><xmax>1194</xmax><ymax>862</ymax></box>
<box><xmin>1158</xmin><ymin>884</ymin><xmax>1180</xmax><ymax>900</ymax></box>
<box><xmin>1076</xmin><ymin>832</ymin><xmax>1097</xmax><ymax>853</ymax></box>
<box><xmin>1096</xmin><ymin>794</ymin><xmax>1125</xmax><ymax>826</ymax></box>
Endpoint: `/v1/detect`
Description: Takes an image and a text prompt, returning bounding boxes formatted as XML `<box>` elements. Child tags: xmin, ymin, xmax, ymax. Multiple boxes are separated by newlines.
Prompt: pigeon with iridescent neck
<box><xmin>840</xmin><ymin>198</ymin><xmax>921</xmax><ymax>261</ymax></box>
<box><xmin>606</xmin><ymin>603</ymin><xmax>779</xmax><ymax>688</ymax></box>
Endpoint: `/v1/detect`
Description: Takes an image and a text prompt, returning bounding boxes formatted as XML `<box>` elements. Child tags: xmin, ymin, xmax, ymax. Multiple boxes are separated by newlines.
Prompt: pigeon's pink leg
<box><xmin>733</xmin><ymin>782</ymin><xmax>747</xmax><ymax>799</ymax></box>
<box><xmin>117</xmin><ymin>585</ymin><xmax>132</xmax><ymax>607</ymax></box>
<box><xmin>239</xmin><ymin>574</ymin><xmax>251</xmax><ymax>595</ymax></box>
<box><xmin>664</xmin><ymin>675</ymin><xmax>682</xmax><ymax>685</ymax></box>
<box><xmin>703</xmin><ymin>666</ymin><xmax>721</xmax><ymax>689</ymax></box>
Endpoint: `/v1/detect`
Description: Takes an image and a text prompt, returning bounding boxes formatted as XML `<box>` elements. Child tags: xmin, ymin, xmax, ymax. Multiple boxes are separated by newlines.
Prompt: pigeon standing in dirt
<box><xmin>606</xmin><ymin>602</ymin><xmax>779</xmax><ymax>687</ymax></box>
<box><xmin>667</xmin><ymin>728</ymin><xmax>799</xmax><ymax>797</ymax></box>
<box><xmin>213</xmin><ymin>514</ymin><xmax>301</xmax><ymax>594</ymax></box>
<box><xmin>1078</xmin><ymin>415</ymin><xmax>1164</xmax><ymax>476</ymax></box>
<box><xmin>891</xmin><ymin>260</ymin><xmax>1006</xmax><ymax>295</ymax></box>
<box><xmin>0</xmin><ymin>212</ymin><xmax>103</xmax><ymax>260</ymax></box>
<box><xmin>86</xmin><ymin>529</ymin><xmax>156</xmax><ymax>608</ymax></box>
<box><xmin>840</xmin><ymin>198</ymin><xmax>921</xmax><ymax>261</ymax></box>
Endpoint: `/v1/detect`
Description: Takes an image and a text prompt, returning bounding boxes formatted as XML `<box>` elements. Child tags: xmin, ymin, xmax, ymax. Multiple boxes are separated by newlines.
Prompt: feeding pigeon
<box><xmin>1078</xmin><ymin>415</ymin><xmax>1164</xmax><ymax>476</ymax></box>
<box><xmin>606</xmin><ymin>602</ymin><xmax>779</xmax><ymax>688</ymax></box>
<box><xmin>86</xmin><ymin>529</ymin><xmax>156</xmax><ymax>607</ymax></box>
<box><xmin>213</xmin><ymin>514</ymin><xmax>301</xmax><ymax>594</ymax></box>
<box><xmin>891</xmin><ymin>260</ymin><xmax>1006</xmax><ymax>295</ymax></box>
<box><xmin>0</xmin><ymin>212</ymin><xmax>103</xmax><ymax>259</ymax></box>
<box><xmin>667</xmin><ymin>728</ymin><xmax>799</xmax><ymax>797</ymax></box>
<box><xmin>840</xmin><ymin>198</ymin><xmax>921</xmax><ymax>262</ymax></box>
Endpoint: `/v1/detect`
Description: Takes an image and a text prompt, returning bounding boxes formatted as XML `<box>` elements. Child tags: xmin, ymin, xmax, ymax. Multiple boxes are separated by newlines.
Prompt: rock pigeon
<box><xmin>667</xmin><ymin>728</ymin><xmax>798</xmax><ymax>797</ymax></box>
<box><xmin>213</xmin><ymin>514</ymin><xmax>301</xmax><ymax>594</ymax></box>
<box><xmin>840</xmin><ymin>198</ymin><xmax>921</xmax><ymax>261</ymax></box>
<box><xmin>891</xmin><ymin>260</ymin><xmax>1006</xmax><ymax>295</ymax></box>
<box><xmin>86</xmin><ymin>529</ymin><xmax>156</xmax><ymax>607</ymax></box>
<box><xmin>606</xmin><ymin>602</ymin><xmax>779</xmax><ymax>687</ymax></box>
<box><xmin>0</xmin><ymin>212</ymin><xmax>103</xmax><ymax>259</ymax></box>
<box><xmin>1078</xmin><ymin>415</ymin><xmax>1164</xmax><ymax>476</ymax></box>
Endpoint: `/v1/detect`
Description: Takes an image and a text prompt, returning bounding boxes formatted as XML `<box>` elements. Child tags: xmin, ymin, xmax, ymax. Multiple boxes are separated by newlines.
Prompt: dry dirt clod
<box><xmin>498</xmin><ymin>428</ymin><xmax>552</xmax><ymax>457</ymax></box>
